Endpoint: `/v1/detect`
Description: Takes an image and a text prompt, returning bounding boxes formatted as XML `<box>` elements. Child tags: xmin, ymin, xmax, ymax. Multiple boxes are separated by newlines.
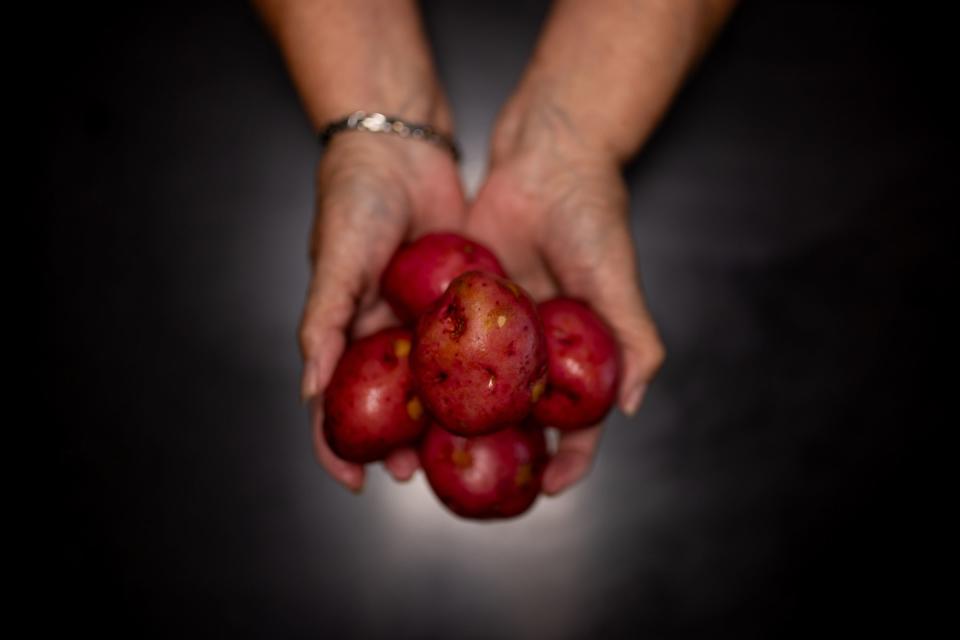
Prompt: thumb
<box><xmin>605</xmin><ymin>274</ymin><xmax>665</xmax><ymax>417</ymax></box>
<box><xmin>298</xmin><ymin>243</ymin><xmax>369</xmax><ymax>492</ymax></box>
<box><xmin>298</xmin><ymin>258</ymin><xmax>362</xmax><ymax>404</ymax></box>
<box><xmin>542</xmin><ymin>423</ymin><xmax>604</xmax><ymax>495</ymax></box>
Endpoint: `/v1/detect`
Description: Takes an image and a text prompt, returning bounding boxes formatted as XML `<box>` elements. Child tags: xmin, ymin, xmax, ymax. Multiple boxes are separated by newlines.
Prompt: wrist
<box><xmin>313</xmin><ymin>82</ymin><xmax>454</xmax><ymax>138</ymax></box>
<box><xmin>490</xmin><ymin>84</ymin><xmax>625</xmax><ymax>169</ymax></box>
<box><xmin>490</xmin><ymin>0</ymin><xmax>737</xmax><ymax>166</ymax></box>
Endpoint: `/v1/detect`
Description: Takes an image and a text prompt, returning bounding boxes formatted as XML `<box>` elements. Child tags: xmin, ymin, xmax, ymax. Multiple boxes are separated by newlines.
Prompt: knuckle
<box><xmin>633</xmin><ymin>333</ymin><xmax>666</xmax><ymax>378</ymax></box>
<box><xmin>646</xmin><ymin>339</ymin><xmax>667</xmax><ymax>374</ymax></box>
<box><xmin>298</xmin><ymin>319</ymin><xmax>323</xmax><ymax>357</ymax></box>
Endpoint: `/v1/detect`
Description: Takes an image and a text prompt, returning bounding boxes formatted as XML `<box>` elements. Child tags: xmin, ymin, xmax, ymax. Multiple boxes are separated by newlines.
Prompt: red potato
<box><xmin>380</xmin><ymin>232</ymin><xmax>507</xmax><ymax>323</ymax></box>
<box><xmin>420</xmin><ymin>421</ymin><xmax>547</xmax><ymax>519</ymax></box>
<box><xmin>412</xmin><ymin>271</ymin><xmax>547</xmax><ymax>436</ymax></box>
<box><xmin>324</xmin><ymin>327</ymin><xmax>427</xmax><ymax>463</ymax></box>
<box><xmin>532</xmin><ymin>298</ymin><xmax>621</xmax><ymax>430</ymax></box>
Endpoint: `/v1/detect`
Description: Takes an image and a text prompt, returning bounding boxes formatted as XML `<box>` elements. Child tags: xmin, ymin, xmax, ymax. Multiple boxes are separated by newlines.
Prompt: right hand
<box><xmin>299</xmin><ymin>133</ymin><xmax>466</xmax><ymax>492</ymax></box>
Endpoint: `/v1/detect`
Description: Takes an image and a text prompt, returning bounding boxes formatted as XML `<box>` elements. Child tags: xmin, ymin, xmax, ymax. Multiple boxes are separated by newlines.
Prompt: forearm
<box><xmin>254</xmin><ymin>0</ymin><xmax>451</xmax><ymax>132</ymax></box>
<box><xmin>495</xmin><ymin>0</ymin><xmax>736</xmax><ymax>163</ymax></box>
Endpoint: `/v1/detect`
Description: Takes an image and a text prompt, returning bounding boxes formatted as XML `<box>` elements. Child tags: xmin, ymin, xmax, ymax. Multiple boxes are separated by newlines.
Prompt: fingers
<box><xmin>608</xmin><ymin>279</ymin><xmax>665</xmax><ymax>416</ymax></box>
<box><xmin>604</xmin><ymin>276</ymin><xmax>665</xmax><ymax>417</ymax></box>
<box><xmin>300</xmin><ymin>276</ymin><xmax>354</xmax><ymax>402</ymax></box>
<box><xmin>549</xmin><ymin>215</ymin><xmax>666</xmax><ymax>417</ymax></box>
<box><xmin>510</xmin><ymin>263</ymin><xmax>558</xmax><ymax>303</ymax></box>
<box><xmin>301</xmin><ymin>251</ymin><xmax>413</xmax><ymax>493</ymax></box>
<box><xmin>383</xmin><ymin>447</ymin><xmax>420</xmax><ymax>482</ymax></box>
<box><xmin>542</xmin><ymin>424</ymin><xmax>604</xmax><ymax>495</ymax></box>
<box><xmin>300</xmin><ymin>134</ymin><xmax>471</xmax><ymax>492</ymax></box>
<box><xmin>309</xmin><ymin>397</ymin><xmax>365</xmax><ymax>492</ymax></box>
<box><xmin>299</xmin><ymin>181</ymin><xmax>394</xmax><ymax>490</ymax></box>
<box><xmin>351</xmin><ymin>299</ymin><xmax>398</xmax><ymax>340</ymax></box>
<box><xmin>299</xmin><ymin>228</ymin><xmax>368</xmax><ymax>403</ymax></box>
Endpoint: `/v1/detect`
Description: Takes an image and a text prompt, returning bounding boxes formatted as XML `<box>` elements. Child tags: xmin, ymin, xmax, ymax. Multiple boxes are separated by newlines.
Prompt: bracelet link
<box><xmin>319</xmin><ymin>111</ymin><xmax>460</xmax><ymax>161</ymax></box>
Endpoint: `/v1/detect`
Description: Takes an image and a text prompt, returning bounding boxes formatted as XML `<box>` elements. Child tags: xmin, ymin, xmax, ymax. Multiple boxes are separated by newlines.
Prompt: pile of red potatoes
<box><xmin>323</xmin><ymin>233</ymin><xmax>621</xmax><ymax>519</ymax></box>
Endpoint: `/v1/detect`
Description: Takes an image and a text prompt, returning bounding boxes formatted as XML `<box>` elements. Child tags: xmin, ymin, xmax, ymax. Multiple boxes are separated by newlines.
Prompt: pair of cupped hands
<box><xmin>299</xmin><ymin>112</ymin><xmax>665</xmax><ymax>496</ymax></box>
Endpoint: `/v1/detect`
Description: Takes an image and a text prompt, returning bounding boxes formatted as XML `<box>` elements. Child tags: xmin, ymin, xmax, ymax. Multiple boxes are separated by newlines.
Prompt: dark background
<box><xmin>43</xmin><ymin>1</ymin><xmax>948</xmax><ymax>637</ymax></box>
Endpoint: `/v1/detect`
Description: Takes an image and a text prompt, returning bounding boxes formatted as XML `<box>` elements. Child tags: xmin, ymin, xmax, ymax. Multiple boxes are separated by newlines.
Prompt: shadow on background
<box><xmin>42</xmin><ymin>1</ymin><xmax>946</xmax><ymax>637</ymax></box>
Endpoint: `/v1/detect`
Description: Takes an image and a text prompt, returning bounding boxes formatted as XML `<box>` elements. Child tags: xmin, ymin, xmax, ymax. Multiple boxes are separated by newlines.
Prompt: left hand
<box><xmin>466</xmin><ymin>109</ymin><xmax>666</xmax><ymax>495</ymax></box>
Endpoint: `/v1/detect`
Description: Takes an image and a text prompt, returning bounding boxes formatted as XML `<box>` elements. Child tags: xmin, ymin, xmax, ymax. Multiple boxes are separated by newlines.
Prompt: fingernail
<box><xmin>301</xmin><ymin>360</ymin><xmax>319</xmax><ymax>405</ymax></box>
<box><xmin>307</xmin><ymin>395</ymin><xmax>322</xmax><ymax>430</ymax></box>
<box><xmin>346</xmin><ymin>468</ymin><xmax>365</xmax><ymax>494</ymax></box>
<box><xmin>622</xmin><ymin>384</ymin><xmax>648</xmax><ymax>417</ymax></box>
<box><xmin>541</xmin><ymin>456</ymin><xmax>570</xmax><ymax>496</ymax></box>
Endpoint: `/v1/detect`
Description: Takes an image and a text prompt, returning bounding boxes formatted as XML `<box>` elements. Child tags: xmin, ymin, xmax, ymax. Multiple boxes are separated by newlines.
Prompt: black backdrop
<box><xmin>43</xmin><ymin>1</ymin><xmax>948</xmax><ymax>637</ymax></box>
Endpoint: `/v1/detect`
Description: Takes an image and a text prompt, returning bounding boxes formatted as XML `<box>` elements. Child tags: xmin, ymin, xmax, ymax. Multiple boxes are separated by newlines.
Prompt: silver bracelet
<box><xmin>318</xmin><ymin>111</ymin><xmax>460</xmax><ymax>161</ymax></box>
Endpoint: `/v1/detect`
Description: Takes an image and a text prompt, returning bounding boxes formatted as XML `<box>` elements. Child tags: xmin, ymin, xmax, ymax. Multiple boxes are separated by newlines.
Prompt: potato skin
<box><xmin>412</xmin><ymin>271</ymin><xmax>547</xmax><ymax>436</ymax></box>
<box><xmin>324</xmin><ymin>327</ymin><xmax>427</xmax><ymax>463</ymax></box>
<box><xmin>532</xmin><ymin>298</ymin><xmax>621</xmax><ymax>430</ymax></box>
<box><xmin>380</xmin><ymin>232</ymin><xmax>507</xmax><ymax>323</ymax></box>
<box><xmin>420</xmin><ymin>421</ymin><xmax>547</xmax><ymax>519</ymax></box>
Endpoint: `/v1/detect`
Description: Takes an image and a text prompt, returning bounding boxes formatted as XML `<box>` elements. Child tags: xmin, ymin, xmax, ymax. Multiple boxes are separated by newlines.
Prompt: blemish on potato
<box><xmin>393</xmin><ymin>338</ymin><xmax>411</xmax><ymax>358</ymax></box>
<box><xmin>497</xmin><ymin>314</ymin><xmax>507</xmax><ymax>328</ymax></box>
<box><xmin>442</xmin><ymin>302</ymin><xmax>467</xmax><ymax>340</ymax></box>
<box><xmin>406</xmin><ymin>396</ymin><xmax>423</xmax><ymax>421</ymax></box>
<box><xmin>483</xmin><ymin>366</ymin><xmax>497</xmax><ymax>391</ymax></box>
<box><xmin>555</xmin><ymin>329</ymin><xmax>580</xmax><ymax>348</ymax></box>
<box><xmin>560</xmin><ymin>387</ymin><xmax>582</xmax><ymax>405</ymax></box>
<box><xmin>382</xmin><ymin>351</ymin><xmax>399</xmax><ymax>366</ymax></box>
<box><xmin>531</xmin><ymin>377</ymin><xmax>547</xmax><ymax>403</ymax></box>
<box><xmin>452</xmin><ymin>447</ymin><xmax>473</xmax><ymax>469</ymax></box>
<box><xmin>452</xmin><ymin>315</ymin><xmax>466</xmax><ymax>339</ymax></box>
<box><xmin>514</xmin><ymin>463</ymin><xmax>532</xmax><ymax>487</ymax></box>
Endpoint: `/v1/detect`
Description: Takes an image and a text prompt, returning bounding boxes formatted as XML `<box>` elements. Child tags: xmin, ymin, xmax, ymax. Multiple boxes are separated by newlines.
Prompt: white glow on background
<box><xmin>461</xmin><ymin>153</ymin><xmax>487</xmax><ymax>198</ymax></box>
<box><xmin>459</xmin><ymin>129</ymin><xmax>488</xmax><ymax>198</ymax></box>
<box><xmin>369</xmin><ymin>466</ymin><xmax>596</xmax><ymax>637</ymax></box>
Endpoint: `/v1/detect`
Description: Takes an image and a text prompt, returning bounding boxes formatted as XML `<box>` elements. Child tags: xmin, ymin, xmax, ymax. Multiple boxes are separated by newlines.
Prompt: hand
<box><xmin>466</xmin><ymin>109</ymin><xmax>666</xmax><ymax>496</ymax></box>
<box><xmin>300</xmin><ymin>133</ymin><xmax>466</xmax><ymax>492</ymax></box>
